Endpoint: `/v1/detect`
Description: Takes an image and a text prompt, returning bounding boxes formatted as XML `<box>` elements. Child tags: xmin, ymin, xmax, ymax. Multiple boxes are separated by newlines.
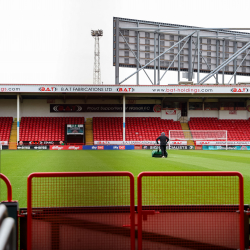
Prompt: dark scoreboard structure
<box><xmin>66</xmin><ymin>124</ymin><xmax>84</xmax><ymax>144</ymax></box>
<box><xmin>66</xmin><ymin>124</ymin><xmax>84</xmax><ymax>135</ymax></box>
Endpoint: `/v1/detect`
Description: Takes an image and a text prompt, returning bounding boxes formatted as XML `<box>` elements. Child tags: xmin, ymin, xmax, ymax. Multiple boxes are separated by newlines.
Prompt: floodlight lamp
<box><xmin>91</xmin><ymin>29</ymin><xmax>103</xmax><ymax>37</ymax></box>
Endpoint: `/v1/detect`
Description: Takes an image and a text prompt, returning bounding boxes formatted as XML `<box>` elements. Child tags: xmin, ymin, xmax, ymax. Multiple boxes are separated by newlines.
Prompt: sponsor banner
<box><xmin>104</xmin><ymin>145</ymin><xmax>120</xmax><ymax>150</ymax></box>
<box><xmin>82</xmin><ymin>145</ymin><xmax>98</xmax><ymax>150</ymax></box>
<box><xmin>19</xmin><ymin>141</ymin><xmax>61</xmax><ymax>145</ymax></box>
<box><xmin>125</xmin><ymin>145</ymin><xmax>134</xmax><ymax>150</ymax></box>
<box><xmin>203</xmin><ymin>145</ymin><xmax>250</xmax><ymax>150</ymax></box>
<box><xmin>166</xmin><ymin>110</ymin><xmax>176</xmax><ymax>115</ymax></box>
<box><xmin>195</xmin><ymin>145</ymin><xmax>203</xmax><ymax>150</ymax></box>
<box><xmin>0</xmin><ymin>84</ymin><xmax>249</xmax><ymax>94</ymax></box>
<box><xmin>0</xmin><ymin>141</ymin><xmax>8</xmax><ymax>145</ymax></box>
<box><xmin>17</xmin><ymin>145</ymin><xmax>49</xmax><ymax>150</ymax></box>
<box><xmin>2</xmin><ymin>145</ymin><xmax>8</xmax><ymax>150</ymax></box>
<box><xmin>50</xmin><ymin>145</ymin><xmax>81</xmax><ymax>150</ymax></box>
<box><xmin>142</xmin><ymin>145</ymin><xmax>194</xmax><ymax>150</ymax></box>
<box><xmin>94</xmin><ymin>141</ymin><xmax>187</xmax><ymax>145</ymax></box>
<box><xmin>170</xmin><ymin>145</ymin><xmax>195</xmax><ymax>150</ymax></box>
<box><xmin>82</xmin><ymin>145</ymin><xmax>134</xmax><ymax>150</ymax></box>
<box><xmin>51</xmin><ymin>104</ymin><xmax>160</xmax><ymax>113</ymax></box>
<box><xmin>237</xmin><ymin>146</ymin><xmax>250</xmax><ymax>150</ymax></box>
<box><xmin>134</xmin><ymin>145</ymin><xmax>142</xmax><ymax>150</ymax></box>
<box><xmin>142</xmin><ymin>145</ymin><xmax>158</xmax><ymax>150</ymax></box>
<box><xmin>170</xmin><ymin>141</ymin><xmax>187</xmax><ymax>145</ymax></box>
<box><xmin>94</xmin><ymin>141</ymin><xmax>123</xmax><ymax>145</ymax></box>
<box><xmin>229</xmin><ymin>110</ymin><xmax>237</xmax><ymax>115</ymax></box>
<box><xmin>196</xmin><ymin>141</ymin><xmax>250</xmax><ymax>146</ymax></box>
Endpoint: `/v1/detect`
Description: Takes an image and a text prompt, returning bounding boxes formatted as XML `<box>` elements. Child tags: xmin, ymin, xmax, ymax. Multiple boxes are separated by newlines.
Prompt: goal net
<box><xmin>169</xmin><ymin>130</ymin><xmax>228</xmax><ymax>149</ymax></box>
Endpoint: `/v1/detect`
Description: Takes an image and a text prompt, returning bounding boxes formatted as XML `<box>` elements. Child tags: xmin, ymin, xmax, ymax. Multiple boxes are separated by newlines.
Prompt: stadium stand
<box><xmin>19</xmin><ymin>117</ymin><xmax>85</xmax><ymax>141</ymax></box>
<box><xmin>0</xmin><ymin>117</ymin><xmax>13</xmax><ymax>142</ymax></box>
<box><xmin>189</xmin><ymin>117</ymin><xmax>250</xmax><ymax>141</ymax></box>
<box><xmin>93</xmin><ymin>117</ymin><xmax>183</xmax><ymax>141</ymax></box>
<box><xmin>93</xmin><ymin>117</ymin><xmax>123</xmax><ymax>141</ymax></box>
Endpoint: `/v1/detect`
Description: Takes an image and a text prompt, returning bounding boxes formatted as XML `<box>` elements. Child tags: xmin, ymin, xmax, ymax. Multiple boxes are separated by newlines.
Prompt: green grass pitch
<box><xmin>1</xmin><ymin>150</ymin><xmax>250</xmax><ymax>207</ymax></box>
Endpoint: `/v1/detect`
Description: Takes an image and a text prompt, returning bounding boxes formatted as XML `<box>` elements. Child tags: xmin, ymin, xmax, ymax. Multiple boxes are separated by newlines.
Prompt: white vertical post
<box><xmin>123</xmin><ymin>95</ymin><xmax>126</xmax><ymax>143</ymax></box>
<box><xmin>17</xmin><ymin>94</ymin><xmax>20</xmax><ymax>143</ymax></box>
<box><xmin>169</xmin><ymin>130</ymin><xmax>170</xmax><ymax>150</ymax></box>
<box><xmin>226</xmin><ymin>130</ymin><xmax>228</xmax><ymax>150</ymax></box>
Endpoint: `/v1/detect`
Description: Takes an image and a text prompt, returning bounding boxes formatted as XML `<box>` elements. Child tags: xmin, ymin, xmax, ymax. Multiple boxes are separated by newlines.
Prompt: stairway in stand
<box><xmin>9</xmin><ymin>119</ymin><xmax>17</xmax><ymax>149</ymax></box>
<box><xmin>85</xmin><ymin>118</ymin><xmax>94</xmax><ymax>145</ymax></box>
<box><xmin>181</xmin><ymin>122</ymin><xmax>195</xmax><ymax>146</ymax></box>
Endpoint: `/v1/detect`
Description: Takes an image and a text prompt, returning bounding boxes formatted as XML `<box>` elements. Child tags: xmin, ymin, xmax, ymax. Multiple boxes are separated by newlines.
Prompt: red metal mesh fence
<box><xmin>27</xmin><ymin>172</ymin><xmax>135</xmax><ymax>250</ymax></box>
<box><xmin>138</xmin><ymin>172</ymin><xmax>244</xmax><ymax>250</ymax></box>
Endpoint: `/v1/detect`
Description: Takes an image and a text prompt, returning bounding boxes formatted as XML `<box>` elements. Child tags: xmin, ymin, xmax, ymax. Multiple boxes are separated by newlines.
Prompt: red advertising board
<box><xmin>97</xmin><ymin>146</ymin><xmax>104</xmax><ymax>150</ymax></box>
<box><xmin>50</xmin><ymin>145</ymin><xmax>82</xmax><ymax>150</ymax></box>
<box><xmin>119</xmin><ymin>146</ymin><xmax>125</xmax><ymax>150</ymax></box>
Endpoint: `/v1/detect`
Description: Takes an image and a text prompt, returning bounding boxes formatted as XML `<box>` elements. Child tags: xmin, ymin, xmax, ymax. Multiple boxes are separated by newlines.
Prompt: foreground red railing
<box><xmin>137</xmin><ymin>171</ymin><xmax>245</xmax><ymax>250</ymax></box>
<box><xmin>0</xmin><ymin>173</ymin><xmax>12</xmax><ymax>202</ymax></box>
<box><xmin>27</xmin><ymin>172</ymin><xmax>135</xmax><ymax>250</ymax></box>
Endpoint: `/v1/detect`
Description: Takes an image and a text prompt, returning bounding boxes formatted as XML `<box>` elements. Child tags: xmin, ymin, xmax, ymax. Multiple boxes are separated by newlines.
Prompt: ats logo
<box><xmin>119</xmin><ymin>146</ymin><xmax>125</xmax><ymax>150</ymax></box>
<box><xmin>201</xmin><ymin>142</ymin><xmax>209</xmax><ymax>144</ymax></box>
<box><xmin>116</xmin><ymin>88</ymin><xmax>135</xmax><ymax>92</ymax></box>
<box><xmin>39</xmin><ymin>87</ymin><xmax>58</xmax><ymax>92</ymax></box>
<box><xmin>231</xmin><ymin>88</ymin><xmax>249</xmax><ymax>93</ymax></box>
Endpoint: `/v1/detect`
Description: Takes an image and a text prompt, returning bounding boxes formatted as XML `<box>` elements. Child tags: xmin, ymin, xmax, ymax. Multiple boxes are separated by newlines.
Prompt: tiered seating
<box><xmin>93</xmin><ymin>117</ymin><xmax>123</xmax><ymax>141</ymax></box>
<box><xmin>93</xmin><ymin>117</ymin><xmax>183</xmax><ymax>141</ymax></box>
<box><xmin>19</xmin><ymin>117</ymin><xmax>85</xmax><ymax>141</ymax></box>
<box><xmin>126</xmin><ymin>117</ymin><xmax>183</xmax><ymax>141</ymax></box>
<box><xmin>0</xmin><ymin>117</ymin><xmax>13</xmax><ymax>142</ymax></box>
<box><xmin>189</xmin><ymin>117</ymin><xmax>250</xmax><ymax>141</ymax></box>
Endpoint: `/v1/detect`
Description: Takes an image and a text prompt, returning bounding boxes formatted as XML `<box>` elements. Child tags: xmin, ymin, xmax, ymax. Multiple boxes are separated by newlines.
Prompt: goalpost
<box><xmin>169</xmin><ymin>130</ymin><xmax>228</xmax><ymax>150</ymax></box>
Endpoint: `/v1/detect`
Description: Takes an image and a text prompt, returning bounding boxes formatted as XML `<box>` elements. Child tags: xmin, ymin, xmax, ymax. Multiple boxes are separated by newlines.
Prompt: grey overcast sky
<box><xmin>0</xmin><ymin>0</ymin><xmax>250</xmax><ymax>85</ymax></box>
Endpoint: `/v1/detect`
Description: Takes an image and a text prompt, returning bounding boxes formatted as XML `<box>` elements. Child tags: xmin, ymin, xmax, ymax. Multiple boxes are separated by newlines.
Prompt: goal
<box><xmin>169</xmin><ymin>130</ymin><xmax>228</xmax><ymax>149</ymax></box>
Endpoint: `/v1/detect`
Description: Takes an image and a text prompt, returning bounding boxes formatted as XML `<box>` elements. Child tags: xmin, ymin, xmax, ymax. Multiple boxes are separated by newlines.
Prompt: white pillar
<box><xmin>17</xmin><ymin>94</ymin><xmax>20</xmax><ymax>143</ymax></box>
<box><xmin>123</xmin><ymin>95</ymin><xmax>126</xmax><ymax>143</ymax></box>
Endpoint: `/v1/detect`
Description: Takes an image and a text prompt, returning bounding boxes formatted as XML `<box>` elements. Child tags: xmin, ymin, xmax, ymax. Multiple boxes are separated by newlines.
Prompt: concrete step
<box><xmin>181</xmin><ymin>122</ymin><xmax>195</xmax><ymax>146</ymax></box>
<box><xmin>9</xmin><ymin>142</ymin><xmax>17</xmax><ymax>150</ymax></box>
<box><xmin>85</xmin><ymin>121</ymin><xmax>93</xmax><ymax>145</ymax></box>
<box><xmin>9</xmin><ymin>121</ymin><xmax>17</xmax><ymax>146</ymax></box>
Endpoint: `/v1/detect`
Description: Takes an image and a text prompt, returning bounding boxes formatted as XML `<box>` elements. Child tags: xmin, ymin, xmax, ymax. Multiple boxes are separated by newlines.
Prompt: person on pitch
<box><xmin>156</xmin><ymin>132</ymin><xmax>169</xmax><ymax>158</ymax></box>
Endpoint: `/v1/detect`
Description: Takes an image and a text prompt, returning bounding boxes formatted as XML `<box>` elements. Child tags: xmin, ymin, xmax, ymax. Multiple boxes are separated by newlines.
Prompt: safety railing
<box><xmin>0</xmin><ymin>174</ymin><xmax>12</xmax><ymax>202</ymax></box>
<box><xmin>0</xmin><ymin>171</ymin><xmax>247</xmax><ymax>250</ymax></box>
<box><xmin>137</xmin><ymin>171</ymin><xmax>245</xmax><ymax>250</ymax></box>
<box><xmin>27</xmin><ymin>172</ymin><xmax>135</xmax><ymax>250</ymax></box>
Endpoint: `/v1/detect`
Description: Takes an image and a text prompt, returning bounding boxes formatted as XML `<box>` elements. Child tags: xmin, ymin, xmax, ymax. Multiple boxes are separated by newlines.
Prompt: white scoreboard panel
<box><xmin>113</xmin><ymin>17</ymin><xmax>250</xmax><ymax>76</ymax></box>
